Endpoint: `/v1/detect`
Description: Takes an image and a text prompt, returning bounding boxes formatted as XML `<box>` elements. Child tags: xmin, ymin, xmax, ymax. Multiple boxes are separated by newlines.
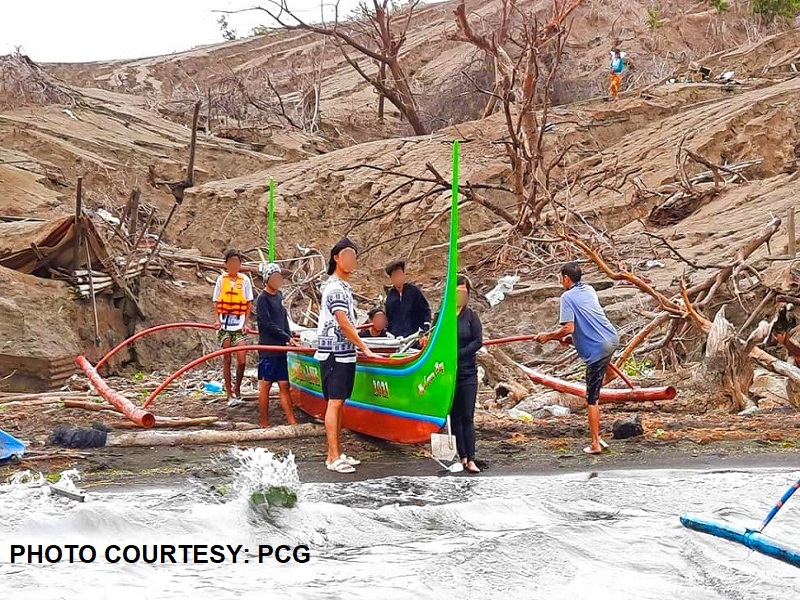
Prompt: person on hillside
<box><xmin>360</xmin><ymin>306</ymin><xmax>390</xmax><ymax>339</ymax></box>
<box><xmin>450</xmin><ymin>275</ymin><xmax>483</xmax><ymax>474</ymax></box>
<box><xmin>609</xmin><ymin>49</ymin><xmax>626</xmax><ymax>101</ymax></box>
<box><xmin>212</xmin><ymin>249</ymin><xmax>254</xmax><ymax>407</ymax></box>
<box><xmin>384</xmin><ymin>260</ymin><xmax>431</xmax><ymax>340</ymax></box>
<box><xmin>534</xmin><ymin>262</ymin><xmax>619</xmax><ymax>455</ymax></box>
<box><xmin>316</xmin><ymin>238</ymin><xmax>380</xmax><ymax>474</ymax></box>
<box><xmin>255</xmin><ymin>262</ymin><xmax>298</xmax><ymax>428</ymax></box>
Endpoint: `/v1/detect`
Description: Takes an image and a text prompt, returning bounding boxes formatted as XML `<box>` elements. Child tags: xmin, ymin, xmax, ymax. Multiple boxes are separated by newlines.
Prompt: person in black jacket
<box><xmin>255</xmin><ymin>263</ymin><xmax>298</xmax><ymax>428</ymax></box>
<box><xmin>452</xmin><ymin>275</ymin><xmax>482</xmax><ymax>473</ymax></box>
<box><xmin>384</xmin><ymin>260</ymin><xmax>431</xmax><ymax>338</ymax></box>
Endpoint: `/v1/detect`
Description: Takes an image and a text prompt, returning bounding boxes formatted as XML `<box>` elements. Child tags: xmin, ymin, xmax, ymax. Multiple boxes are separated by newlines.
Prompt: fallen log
<box><xmin>106</xmin><ymin>422</ymin><xmax>324</xmax><ymax>447</ymax></box>
<box><xmin>63</xmin><ymin>400</ymin><xmax>121</xmax><ymax>413</ymax></box>
<box><xmin>0</xmin><ymin>391</ymin><xmax>89</xmax><ymax>403</ymax></box>
<box><xmin>108</xmin><ymin>416</ymin><xmax>219</xmax><ymax>429</ymax></box>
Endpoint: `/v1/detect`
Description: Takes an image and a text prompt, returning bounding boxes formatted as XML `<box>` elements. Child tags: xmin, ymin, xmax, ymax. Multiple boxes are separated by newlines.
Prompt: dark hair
<box><xmin>327</xmin><ymin>237</ymin><xmax>359</xmax><ymax>275</ymax></box>
<box><xmin>385</xmin><ymin>260</ymin><xmax>406</xmax><ymax>277</ymax></box>
<box><xmin>456</xmin><ymin>274</ymin><xmax>472</xmax><ymax>293</ymax></box>
<box><xmin>367</xmin><ymin>306</ymin><xmax>386</xmax><ymax>320</ymax></box>
<box><xmin>224</xmin><ymin>249</ymin><xmax>243</xmax><ymax>263</ymax></box>
<box><xmin>560</xmin><ymin>262</ymin><xmax>582</xmax><ymax>283</ymax></box>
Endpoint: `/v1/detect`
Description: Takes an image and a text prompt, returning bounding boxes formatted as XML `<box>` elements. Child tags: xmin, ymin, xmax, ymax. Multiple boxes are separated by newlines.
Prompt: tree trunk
<box><xmin>698</xmin><ymin>307</ymin><xmax>754</xmax><ymax>412</ymax></box>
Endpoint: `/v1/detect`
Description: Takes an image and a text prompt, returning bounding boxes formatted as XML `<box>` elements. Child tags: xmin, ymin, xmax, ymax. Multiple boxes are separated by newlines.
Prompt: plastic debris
<box><xmin>485</xmin><ymin>275</ymin><xmax>520</xmax><ymax>307</ymax></box>
<box><xmin>508</xmin><ymin>408</ymin><xmax>534</xmax><ymax>422</ymax></box>
<box><xmin>204</xmin><ymin>381</ymin><xmax>224</xmax><ymax>394</ymax></box>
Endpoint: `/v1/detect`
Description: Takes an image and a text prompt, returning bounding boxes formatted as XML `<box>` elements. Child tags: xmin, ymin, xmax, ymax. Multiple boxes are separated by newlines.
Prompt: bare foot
<box><xmin>260</xmin><ymin>421</ymin><xmax>270</xmax><ymax>429</ymax></box>
<box><xmin>583</xmin><ymin>445</ymin><xmax>602</xmax><ymax>455</ymax></box>
<box><xmin>466</xmin><ymin>461</ymin><xmax>481</xmax><ymax>473</ymax></box>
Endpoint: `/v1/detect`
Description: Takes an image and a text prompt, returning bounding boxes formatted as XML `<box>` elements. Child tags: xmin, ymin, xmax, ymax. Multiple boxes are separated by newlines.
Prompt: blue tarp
<box><xmin>0</xmin><ymin>428</ymin><xmax>25</xmax><ymax>460</ymax></box>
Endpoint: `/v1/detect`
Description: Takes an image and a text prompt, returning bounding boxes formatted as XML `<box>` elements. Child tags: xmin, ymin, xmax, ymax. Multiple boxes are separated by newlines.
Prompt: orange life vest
<box><xmin>215</xmin><ymin>273</ymin><xmax>249</xmax><ymax>316</ymax></box>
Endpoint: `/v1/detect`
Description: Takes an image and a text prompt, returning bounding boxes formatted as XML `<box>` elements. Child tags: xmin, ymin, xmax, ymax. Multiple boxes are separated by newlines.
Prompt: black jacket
<box><xmin>385</xmin><ymin>283</ymin><xmax>431</xmax><ymax>338</ymax></box>
<box><xmin>456</xmin><ymin>307</ymin><xmax>483</xmax><ymax>382</ymax></box>
<box><xmin>432</xmin><ymin>306</ymin><xmax>483</xmax><ymax>382</ymax></box>
<box><xmin>256</xmin><ymin>290</ymin><xmax>291</xmax><ymax>358</ymax></box>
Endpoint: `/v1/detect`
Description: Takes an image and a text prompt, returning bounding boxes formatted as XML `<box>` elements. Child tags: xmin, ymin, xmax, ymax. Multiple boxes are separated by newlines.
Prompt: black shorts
<box><xmin>585</xmin><ymin>354</ymin><xmax>613</xmax><ymax>406</ymax></box>
<box><xmin>320</xmin><ymin>355</ymin><xmax>356</xmax><ymax>401</ymax></box>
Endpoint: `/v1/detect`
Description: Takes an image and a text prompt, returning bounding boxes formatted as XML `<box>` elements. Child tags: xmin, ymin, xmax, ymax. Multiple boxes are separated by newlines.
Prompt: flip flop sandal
<box><xmin>583</xmin><ymin>446</ymin><xmax>603</xmax><ymax>455</ymax></box>
<box><xmin>326</xmin><ymin>458</ymin><xmax>356</xmax><ymax>474</ymax></box>
<box><xmin>340</xmin><ymin>453</ymin><xmax>361</xmax><ymax>466</ymax></box>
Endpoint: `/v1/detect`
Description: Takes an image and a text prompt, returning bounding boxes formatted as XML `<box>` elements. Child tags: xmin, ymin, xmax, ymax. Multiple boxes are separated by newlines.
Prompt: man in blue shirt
<box><xmin>535</xmin><ymin>262</ymin><xmax>619</xmax><ymax>455</ymax></box>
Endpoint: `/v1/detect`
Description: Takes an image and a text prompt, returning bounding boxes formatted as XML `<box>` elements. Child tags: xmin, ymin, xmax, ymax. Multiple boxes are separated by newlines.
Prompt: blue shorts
<box><xmin>258</xmin><ymin>356</ymin><xmax>289</xmax><ymax>382</ymax></box>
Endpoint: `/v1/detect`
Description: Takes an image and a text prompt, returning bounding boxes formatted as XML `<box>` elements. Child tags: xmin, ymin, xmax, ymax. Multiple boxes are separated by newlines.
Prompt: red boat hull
<box><xmin>291</xmin><ymin>387</ymin><xmax>441</xmax><ymax>444</ymax></box>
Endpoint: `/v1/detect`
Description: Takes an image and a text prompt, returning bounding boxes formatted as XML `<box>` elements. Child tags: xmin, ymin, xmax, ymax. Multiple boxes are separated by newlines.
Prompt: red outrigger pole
<box><xmin>77</xmin><ymin>323</ymin><xmax>676</xmax><ymax>430</ymax></box>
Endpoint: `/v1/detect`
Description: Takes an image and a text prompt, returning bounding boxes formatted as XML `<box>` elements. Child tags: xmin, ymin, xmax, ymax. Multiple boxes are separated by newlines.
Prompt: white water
<box><xmin>1</xmin><ymin>451</ymin><xmax>799</xmax><ymax>599</ymax></box>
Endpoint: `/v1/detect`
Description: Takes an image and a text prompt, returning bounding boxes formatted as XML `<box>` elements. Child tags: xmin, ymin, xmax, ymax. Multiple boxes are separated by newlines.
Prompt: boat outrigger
<box><xmin>681</xmin><ymin>477</ymin><xmax>800</xmax><ymax>569</ymax></box>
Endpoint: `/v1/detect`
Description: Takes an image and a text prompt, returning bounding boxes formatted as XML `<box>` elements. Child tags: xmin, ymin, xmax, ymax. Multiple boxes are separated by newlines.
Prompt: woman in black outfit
<box><xmin>452</xmin><ymin>275</ymin><xmax>482</xmax><ymax>474</ymax></box>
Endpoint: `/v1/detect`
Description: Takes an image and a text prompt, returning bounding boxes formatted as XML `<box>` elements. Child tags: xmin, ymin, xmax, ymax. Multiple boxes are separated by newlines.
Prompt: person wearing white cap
<box><xmin>255</xmin><ymin>262</ymin><xmax>297</xmax><ymax>428</ymax></box>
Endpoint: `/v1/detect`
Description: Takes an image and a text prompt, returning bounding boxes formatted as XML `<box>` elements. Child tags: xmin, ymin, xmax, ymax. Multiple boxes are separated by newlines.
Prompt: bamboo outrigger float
<box><xmin>681</xmin><ymin>478</ymin><xmax>800</xmax><ymax>569</ymax></box>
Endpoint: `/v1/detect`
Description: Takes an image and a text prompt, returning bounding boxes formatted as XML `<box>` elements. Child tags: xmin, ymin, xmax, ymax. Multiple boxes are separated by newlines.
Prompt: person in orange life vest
<box><xmin>212</xmin><ymin>249</ymin><xmax>254</xmax><ymax>407</ymax></box>
<box><xmin>255</xmin><ymin>262</ymin><xmax>298</xmax><ymax>428</ymax></box>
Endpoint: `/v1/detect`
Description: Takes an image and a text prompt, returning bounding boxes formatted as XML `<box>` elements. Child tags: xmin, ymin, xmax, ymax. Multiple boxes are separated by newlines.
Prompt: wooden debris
<box><xmin>108</xmin><ymin>416</ymin><xmax>219</xmax><ymax>429</ymax></box>
<box><xmin>106</xmin><ymin>422</ymin><xmax>324</xmax><ymax>447</ymax></box>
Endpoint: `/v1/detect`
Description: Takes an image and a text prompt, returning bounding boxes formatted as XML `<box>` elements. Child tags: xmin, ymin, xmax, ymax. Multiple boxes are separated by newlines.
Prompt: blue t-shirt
<box><xmin>611</xmin><ymin>57</ymin><xmax>625</xmax><ymax>74</ymax></box>
<box><xmin>559</xmin><ymin>282</ymin><xmax>619</xmax><ymax>365</ymax></box>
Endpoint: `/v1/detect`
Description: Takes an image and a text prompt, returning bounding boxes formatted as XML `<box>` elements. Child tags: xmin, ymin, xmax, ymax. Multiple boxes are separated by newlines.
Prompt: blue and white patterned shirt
<box><xmin>314</xmin><ymin>275</ymin><xmax>357</xmax><ymax>363</ymax></box>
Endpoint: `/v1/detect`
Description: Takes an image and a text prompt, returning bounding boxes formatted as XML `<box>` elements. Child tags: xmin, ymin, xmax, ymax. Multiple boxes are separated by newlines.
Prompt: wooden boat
<box><xmin>287</xmin><ymin>142</ymin><xmax>461</xmax><ymax>444</ymax></box>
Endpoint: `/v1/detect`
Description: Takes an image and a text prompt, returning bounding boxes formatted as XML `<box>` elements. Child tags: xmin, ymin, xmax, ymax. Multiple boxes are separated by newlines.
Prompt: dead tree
<box><xmin>560</xmin><ymin>216</ymin><xmax>800</xmax><ymax>411</ymax></box>
<box><xmin>219</xmin><ymin>0</ymin><xmax>427</xmax><ymax>135</ymax></box>
<box><xmin>450</xmin><ymin>0</ymin><xmax>584</xmax><ymax>234</ymax></box>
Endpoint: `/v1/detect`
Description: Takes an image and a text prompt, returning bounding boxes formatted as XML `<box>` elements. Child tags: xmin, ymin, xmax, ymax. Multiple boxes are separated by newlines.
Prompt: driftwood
<box><xmin>694</xmin><ymin>307</ymin><xmax>770</xmax><ymax>412</ymax></box>
<box><xmin>477</xmin><ymin>347</ymin><xmax>535</xmax><ymax>395</ymax></box>
<box><xmin>63</xmin><ymin>399</ymin><xmax>120</xmax><ymax>412</ymax></box>
<box><xmin>108</xmin><ymin>416</ymin><xmax>219</xmax><ymax>429</ymax></box>
<box><xmin>106</xmin><ymin>422</ymin><xmax>324</xmax><ymax>447</ymax></box>
<box><xmin>0</xmin><ymin>391</ymin><xmax>89</xmax><ymax>403</ymax></box>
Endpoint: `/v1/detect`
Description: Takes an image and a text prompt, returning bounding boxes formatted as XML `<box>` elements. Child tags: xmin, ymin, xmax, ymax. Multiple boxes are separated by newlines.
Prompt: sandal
<box><xmin>340</xmin><ymin>453</ymin><xmax>361</xmax><ymax>466</ymax></box>
<box><xmin>326</xmin><ymin>458</ymin><xmax>356</xmax><ymax>473</ymax></box>
<box><xmin>465</xmin><ymin>461</ymin><xmax>481</xmax><ymax>474</ymax></box>
<box><xmin>583</xmin><ymin>446</ymin><xmax>603</xmax><ymax>455</ymax></box>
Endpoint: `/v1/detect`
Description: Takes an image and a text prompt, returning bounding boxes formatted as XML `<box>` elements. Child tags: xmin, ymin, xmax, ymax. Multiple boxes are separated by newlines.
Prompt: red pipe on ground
<box><xmin>96</xmin><ymin>322</ymin><xmax>258</xmax><ymax>370</ymax></box>
<box><xmin>142</xmin><ymin>344</ymin><xmax>317</xmax><ymax>409</ymax></box>
<box><xmin>484</xmin><ymin>334</ymin><xmax>638</xmax><ymax>391</ymax></box>
<box><xmin>515</xmin><ymin>362</ymin><xmax>676</xmax><ymax>403</ymax></box>
<box><xmin>76</xmin><ymin>355</ymin><xmax>156</xmax><ymax>427</ymax></box>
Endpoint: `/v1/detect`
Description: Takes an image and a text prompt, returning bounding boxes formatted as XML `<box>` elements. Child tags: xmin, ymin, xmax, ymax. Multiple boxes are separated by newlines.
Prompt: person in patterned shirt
<box><xmin>315</xmin><ymin>238</ymin><xmax>378</xmax><ymax>474</ymax></box>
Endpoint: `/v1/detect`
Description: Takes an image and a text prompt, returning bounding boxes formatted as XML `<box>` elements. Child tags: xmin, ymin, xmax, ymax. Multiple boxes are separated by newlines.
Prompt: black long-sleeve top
<box><xmin>256</xmin><ymin>289</ymin><xmax>292</xmax><ymax>358</ymax></box>
<box><xmin>385</xmin><ymin>283</ymin><xmax>432</xmax><ymax>338</ymax></box>
<box><xmin>456</xmin><ymin>306</ymin><xmax>483</xmax><ymax>382</ymax></box>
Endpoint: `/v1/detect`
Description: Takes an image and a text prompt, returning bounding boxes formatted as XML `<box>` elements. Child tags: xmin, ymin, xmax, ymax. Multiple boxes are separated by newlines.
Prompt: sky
<box><xmin>1</xmin><ymin>0</ymin><xmax>364</xmax><ymax>63</ymax></box>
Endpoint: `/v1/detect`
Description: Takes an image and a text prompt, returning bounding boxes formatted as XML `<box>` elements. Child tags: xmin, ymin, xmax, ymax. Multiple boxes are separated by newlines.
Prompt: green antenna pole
<box><xmin>451</xmin><ymin>140</ymin><xmax>459</xmax><ymax>266</ymax></box>
<box><xmin>268</xmin><ymin>176</ymin><xmax>275</xmax><ymax>262</ymax></box>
